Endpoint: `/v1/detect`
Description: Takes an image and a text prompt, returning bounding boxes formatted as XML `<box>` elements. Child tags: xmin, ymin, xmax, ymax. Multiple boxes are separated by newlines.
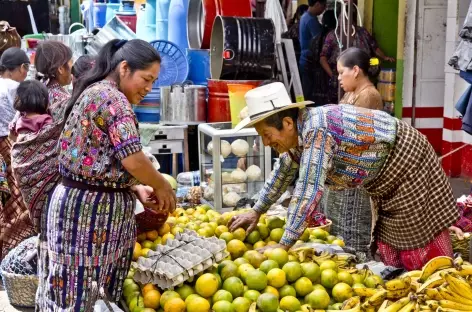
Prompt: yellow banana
<box><xmin>378</xmin><ymin>300</ymin><xmax>390</xmax><ymax>311</ymax></box>
<box><xmin>436</xmin><ymin>308</ymin><xmax>464</xmax><ymax>312</ymax></box>
<box><xmin>424</xmin><ymin>288</ymin><xmax>444</xmax><ymax>301</ymax></box>
<box><xmin>360</xmin><ymin>306</ymin><xmax>375</xmax><ymax>312</ymax></box>
<box><xmin>401</xmin><ymin>270</ymin><xmax>422</xmax><ymax>279</ymax></box>
<box><xmin>457</xmin><ymin>265</ymin><xmax>472</xmax><ymax>277</ymax></box>
<box><xmin>438</xmin><ymin>286</ymin><xmax>472</xmax><ymax>305</ymax></box>
<box><xmin>414</xmin><ymin>302</ymin><xmax>420</xmax><ymax>312</ymax></box>
<box><xmin>398</xmin><ymin>301</ymin><xmax>416</xmax><ymax>312</ymax></box>
<box><xmin>425</xmin><ymin>300</ymin><xmax>439</xmax><ymax>310</ymax></box>
<box><xmin>417</xmin><ymin>275</ymin><xmax>445</xmax><ymax>293</ymax></box>
<box><xmin>364</xmin><ymin>289</ymin><xmax>388</xmax><ymax>307</ymax></box>
<box><xmin>419</xmin><ymin>256</ymin><xmax>454</xmax><ymax>282</ymax></box>
<box><xmin>386</xmin><ymin>277</ymin><xmax>411</xmax><ymax>291</ymax></box>
<box><xmin>336</xmin><ymin>302</ymin><xmax>361</xmax><ymax>312</ymax></box>
<box><xmin>419</xmin><ymin>305</ymin><xmax>432</xmax><ymax>311</ymax></box>
<box><xmin>442</xmin><ymin>273</ymin><xmax>472</xmax><ymax>300</ymax></box>
<box><xmin>353</xmin><ymin>287</ymin><xmax>380</xmax><ymax>297</ymax></box>
<box><xmin>382</xmin><ymin>297</ymin><xmax>412</xmax><ymax>312</ymax></box>
<box><xmin>410</xmin><ymin>280</ymin><xmax>421</xmax><ymax>292</ymax></box>
<box><xmin>387</xmin><ymin>288</ymin><xmax>411</xmax><ymax>300</ymax></box>
<box><xmin>454</xmin><ymin>256</ymin><xmax>464</xmax><ymax>266</ymax></box>
<box><xmin>342</xmin><ymin>296</ymin><xmax>360</xmax><ymax>310</ymax></box>
<box><xmin>439</xmin><ymin>299</ymin><xmax>472</xmax><ymax>311</ymax></box>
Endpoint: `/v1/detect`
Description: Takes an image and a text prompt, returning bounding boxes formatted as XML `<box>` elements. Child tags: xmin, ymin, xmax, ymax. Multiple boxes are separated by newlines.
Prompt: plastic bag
<box><xmin>143</xmin><ymin>146</ymin><xmax>160</xmax><ymax>171</ymax></box>
<box><xmin>177</xmin><ymin>171</ymin><xmax>201</xmax><ymax>187</ymax></box>
<box><xmin>264</xmin><ymin>0</ymin><xmax>288</xmax><ymax>43</ymax></box>
<box><xmin>356</xmin><ymin>261</ymin><xmax>406</xmax><ymax>280</ymax></box>
<box><xmin>94</xmin><ymin>300</ymin><xmax>123</xmax><ymax>312</ymax></box>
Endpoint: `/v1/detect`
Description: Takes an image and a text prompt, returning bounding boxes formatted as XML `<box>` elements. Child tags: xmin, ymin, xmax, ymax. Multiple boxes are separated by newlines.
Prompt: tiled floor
<box><xmin>1</xmin><ymin>178</ymin><xmax>471</xmax><ymax>311</ymax></box>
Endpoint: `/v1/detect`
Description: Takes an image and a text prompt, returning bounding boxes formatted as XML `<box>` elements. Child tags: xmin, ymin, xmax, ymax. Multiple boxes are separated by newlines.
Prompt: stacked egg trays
<box><xmin>132</xmin><ymin>229</ymin><xmax>228</xmax><ymax>289</ymax></box>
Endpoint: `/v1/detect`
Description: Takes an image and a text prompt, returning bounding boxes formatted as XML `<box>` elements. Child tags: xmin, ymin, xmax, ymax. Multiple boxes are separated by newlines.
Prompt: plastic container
<box><xmin>186</xmin><ymin>49</ymin><xmax>210</xmax><ymax>86</ymax></box>
<box><xmin>228</xmin><ymin>84</ymin><xmax>256</xmax><ymax>126</ymax></box>
<box><xmin>156</xmin><ymin>0</ymin><xmax>171</xmax><ymax>40</ymax></box>
<box><xmin>116</xmin><ymin>12</ymin><xmax>137</xmax><ymax>33</ymax></box>
<box><xmin>134</xmin><ymin>107</ymin><xmax>160</xmax><ymax>122</ymax></box>
<box><xmin>168</xmin><ymin>0</ymin><xmax>189</xmax><ymax>50</ymax></box>
<box><xmin>149</xmin><ymin>40</ymin><xmax>189</xmax><ymax>87</ymax></box>
<box><xmin>137</xmin><ymin>4</ymin><xmax>156</xmax><ymax>41</ymax></box>
<box><xmin>379</xmin><ymin>69</ymin><xmax>396</xmax><ymax>83</ymax></box>
<box><xmin>105</xmin><ymin>3</ymin><xmax>120</xmax><ymax>23</ymax></box>
<box><xmin>210</xmin><ymin>16</ymin><xmax>276</xmax><ymax>80</ymax></box>
<box><xmin>93</xmin><ymin>3</ymin><xmax>107</xmax><ymax>28</ymax></box>
<box><xmin>207</xmin><ymin>79</ymin><xmax>262</xmax><ymax>122</ymax></box>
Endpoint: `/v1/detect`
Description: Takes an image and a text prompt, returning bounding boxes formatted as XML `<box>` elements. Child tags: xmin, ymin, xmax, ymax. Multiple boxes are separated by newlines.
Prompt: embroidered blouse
<box><xmin>253</xmin><ymin>105</ymin><xmax>397</xmax><ymax>246</ymax></box>
<box><xmin>47</xmin><ymin>82</ymin><xmax>71</xmax><ymax>121</ymax></box>
<box><xmin>58</xmin><ymin>80</ymin><xmax>142</xmax><ymax>188</ymax></box>
<box><xmin>0</xmin><ymin>155</ymin><xmax>9</xmax><ymax>205</ymax></box>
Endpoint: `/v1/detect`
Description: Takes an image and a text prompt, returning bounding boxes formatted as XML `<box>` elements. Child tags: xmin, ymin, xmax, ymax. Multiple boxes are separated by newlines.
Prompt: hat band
<box><xmin>249</xmin><ymin>99</ymin><xmax>281</xmax><ymax>120</ymax></box>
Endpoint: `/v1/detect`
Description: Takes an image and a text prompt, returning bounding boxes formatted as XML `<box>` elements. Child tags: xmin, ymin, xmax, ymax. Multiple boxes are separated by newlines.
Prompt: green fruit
<box><xmin>331</xmin><ymin>283</ymin><xmax>353</xmax><ymax>303</ymax></box>
<box><xmin>320</xmin><ymin>269</ymin><xmax>339</xmax><ymax>289</ymax></box>
<box><xmin>294</xmin><ymin>277</ymin><xmax>313</xmax><ymax>297</ymax></box>
<box><xmin>176</xmin><ymin>284</ymin><xmax>195</xmax><ymax>300</ymax></box>
<box><xmin>234</xmin><ymin>258</ymin><xmax>250</xmax><ymax>267</ymax></box>
<box><xmin>300</xmin><ymin>262</ymin><xmax>321</xmax><ymax>283</ymax></box>
<box><xmin>246</xmin><ymin>231</ymin><xmax>261</xmax><ymax>244</ymax></box>
<box><xmin>245</xmin><ymin>270</ymin><xmax>268</xmax><ymax>291</ymax></box>
<box><xmin>256</xmin><ymin>293</ymin><xmax>279</xmax><ymax>312</ymax></box>
<box><xmin>257</xmin><ymin>224</ymin><xmax>270</xmax><ymax>240</ymax></box>
<box><xmin>232</xmin><ymin>297</ymin><xmax>251</xmax><ymax>312</ymax></box>
<box><xmin>282</xmin><ymin>262</ymin><xmax>303</xmax><ymax>282</ymax></box>
<box><xmin>260</xmin><ymin>260</ymin><xmax>279</xmax><ymax>274</ymax></box>
<box><xmin>269</xmin><ymin>228</ymin><xmax>284</xmax><ymax>243</ymax></box>
<box><xmin>213</xmin><ymin>290</ymin><xmax>234</xmax><ymax>303</ymax></box>
<box><xmin>337</xmin><ymin>271</ymin><xmax>354</xmax><ymax>286</ymax></box>
<box><xmin>305</xmin><ymin>289</ymin><xmax>330</xmax><ymax>309</ymax></box>
<box><xmin>223</xmin><ymin>277</ymin><xmax>245</xmax><ymax>299</ymax></box>
<box><xmin>244</xmin><ymin>290</ymin><xmax>261</xmax><ymax>302</ymax></box>
<box><xmin>279</xmin><ymin>285</ymin><xmax>297</xmax><ymax>298</ymax></box>
<box><xmin>266</xmin><ymin>216</ymin><xmax>285</xmax><ymax>230</ymax></box>
<box><xmin>279</xmin><ymin>296</ymin><xmax>301</xmax><ymax>312</ymax></box>
<box><xmin>213</xmin><ymin>300</ymin><xmax>235</xmax><ymax>312</ymax></box>
<box><xmin>221</xmin><ymin>263</ymin><xmax>240</xmax><ymax>281</ymax></box>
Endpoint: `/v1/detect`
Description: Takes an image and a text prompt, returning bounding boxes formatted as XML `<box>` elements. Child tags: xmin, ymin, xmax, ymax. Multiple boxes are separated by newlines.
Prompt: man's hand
<box><xmin>450</xmin><ymin>225</ymin><xmax>465</xmax><ymax>240</ymax></box>
<box><xmin>228</xmin><ymin>210</ymin><xmax>260</xmax><ymax>234</ymax></box>
<box><xmin>256</xmin><ymin>243</ymin><xmax>290</xmax><ymax>254</ymax></box>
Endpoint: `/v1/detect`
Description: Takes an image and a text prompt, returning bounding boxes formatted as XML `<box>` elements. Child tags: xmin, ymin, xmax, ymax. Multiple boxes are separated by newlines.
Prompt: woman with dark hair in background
<box><xmin>72</xmin><ymin>55</ymin><xmax>95</xmax><ymax>88</ymax></box>
<box><xmin>282</xmin><ymin>4</ymin><xmax>309</xmax><ymax>63</ymax></box>
<box><xmin>304</xmin><ymin>9</ymin><xmax>336</xmax><ymax>104</ymax></box>
<box><xmin>0</xmin><ymin>47</ymin><xmax>33</xmax><ymax>260</ymax></box>
<box><xmin>320</xmin><ymin>7</ymin><xmax>394</xmax><ymax>103</ymax></box>
<box><xmin>325</xmin><ymin>48</ymin><xmax>383</xmax><ymax>261</ymax></box>
<box><xmin>39</xmin><ymin>39</ymin><xmax>176</xmax><ymax>310</ymax></box>
<box><xmin>35</xmin><ymin>40</ymin><xmax>73</xmax><ymax>121</ymax></box>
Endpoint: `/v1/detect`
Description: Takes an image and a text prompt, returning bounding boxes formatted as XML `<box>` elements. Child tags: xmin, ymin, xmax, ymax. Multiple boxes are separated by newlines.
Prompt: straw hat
<box><xmin>234</xmin><ymin>82</ymin><xmax>313</xmax><ymax>131</ymax></box>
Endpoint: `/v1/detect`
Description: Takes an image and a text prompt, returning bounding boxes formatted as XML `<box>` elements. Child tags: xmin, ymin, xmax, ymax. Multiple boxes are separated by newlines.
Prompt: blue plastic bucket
<box><xmin>187</xmin><ymin>49</ymin><xmax>210</xmax><ymax>86</ymax></box>
<box><xmin>134</xmin><ymin>108</ymin><xmax>160</xmax><ymax>122</ymax></box>
<box><xmin>168</xmin><ymin>0</ymin><xmax>189</xmax><ymax>50</ymax></box>
<box><xmin>93</xmin><ymin>3</ymin><xmax>107</xmax><ymax>28</ymax></box>
<box><xmin>146</xmin><ymin>0</ymin><xmax>157</xmax><ymax>25</ymax></box>
<box><xmin>156</xmin><ymin>0</ymin><xmax>170</xmax><ymax>40</ymax></box>
<box><xmin>106</xmin><ymin>3</ymin><xmax>120</xmax><ymax>23</ymax></box>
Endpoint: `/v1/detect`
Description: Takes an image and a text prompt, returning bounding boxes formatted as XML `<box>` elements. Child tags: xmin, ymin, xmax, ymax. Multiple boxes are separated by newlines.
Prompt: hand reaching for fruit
<box><xmin>132</xmin><ymin>185</ymin><xmax>160</xmax><ymax>210</ymax></box>
<box><xmin>256</xmin><ymin>243</ymin><xmax>290</xmax><ymax>254</ymax></box>
<box><xmin>228</xmin><ymin>210</ymin><xmax>260</xmax><ymax>234</ymax></box>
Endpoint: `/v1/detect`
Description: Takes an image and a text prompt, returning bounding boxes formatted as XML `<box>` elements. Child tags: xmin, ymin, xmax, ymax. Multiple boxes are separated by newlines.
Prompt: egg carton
<box><xmin>132</xmin><ymin>229</ymin><xmax>228</xmax><ymax>289</ymax></box>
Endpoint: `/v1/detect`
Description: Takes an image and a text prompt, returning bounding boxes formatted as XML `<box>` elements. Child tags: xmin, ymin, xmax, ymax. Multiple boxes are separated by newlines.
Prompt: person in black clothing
<box><xmin>303</xmin><ymin>9</ymin><xmax>337</xmax><ymax>104</ymax></box>
<box><xmin>282</xmin><ymin>5</ymin><xmax>309</xmax><ymax>64</ymax></box>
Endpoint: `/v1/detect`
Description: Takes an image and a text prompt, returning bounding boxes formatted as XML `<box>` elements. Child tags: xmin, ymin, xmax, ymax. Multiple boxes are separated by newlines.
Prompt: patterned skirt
<box><xmin>325</xmin><ymin>188</ymin><xmax>372</xmax><ymax>262</ymax></box>
<box><xmin>0</xmin><ymin>136</ymin><xmax>34</xmax><ymax>260</ymax></box>
<box><xmin>37</xmin><ymin>184</ymin><xmax>136</xmax><ymax>311</ymax></box>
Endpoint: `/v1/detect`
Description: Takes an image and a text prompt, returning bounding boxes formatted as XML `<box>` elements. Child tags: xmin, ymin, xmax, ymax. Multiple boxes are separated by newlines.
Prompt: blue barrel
<box><xmin>106</xmin><ymin>3</ymin><xmax>120</xmax><ymax>23</ymax></box>
<box><xmin>156</xmin><ymin>0</ymin><xmax>170</xmax><ymax>40</ymax></box>
<box><xmin>146</xmin><ymin>0</ymin><xmax>157</xmax><ymax>25</ymax></box>
<box><xmin>137</xmin><ymin>4</ymin><xmax>156</xmax><ymax>41</ymax></box>
<box><xmin>119</xmin><ymin>0</ymin><xmax>136</xmax><ymax>12</ymax></box>
<box><xmin>93</xmin><ymin>3</ymin><xmax>107</xmax><ymax>28</ymax></box>
<box><xmin>168</xmin><ymin>0</ymin><xmax>189</xmax><ymax>50</ymax></box>
<box><xmin>187</xmin><ymin>49</ymin><xmax>210</xmax><ymax>86</ymax></box>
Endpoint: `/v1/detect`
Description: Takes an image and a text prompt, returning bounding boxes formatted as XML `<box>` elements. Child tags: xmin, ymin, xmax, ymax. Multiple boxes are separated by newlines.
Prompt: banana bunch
<box><xmin>289</xmin><ymin>248</ymin><xmax>356</xmax><ymax>268</ymax></box>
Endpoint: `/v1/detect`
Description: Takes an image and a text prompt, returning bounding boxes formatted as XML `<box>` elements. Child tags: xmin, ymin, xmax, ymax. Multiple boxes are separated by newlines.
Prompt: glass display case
<box><xmin>198</xmin><ymin>122</ymin><xmax>272</xmax><ymax>211</ymax></box>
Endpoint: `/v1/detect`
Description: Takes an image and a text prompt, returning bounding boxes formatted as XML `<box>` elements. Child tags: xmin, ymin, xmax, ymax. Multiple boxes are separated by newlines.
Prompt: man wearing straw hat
<box><xmin>228</xmin><ymin>82</ymin><xmax>458</xmax><ymax>270</ymax></box>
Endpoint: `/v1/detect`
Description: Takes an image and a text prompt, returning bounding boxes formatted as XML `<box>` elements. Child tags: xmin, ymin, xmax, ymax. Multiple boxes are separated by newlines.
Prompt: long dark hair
<box><xmin>338</xmin><ymin>47</ymin><xmax>381</xmax><ymax>79</ymax></box>
<box><xmin>35</xmin><ymin>40</ymin><xmax>72</xmax><ymax>82</ymax></box>
<box><xmin>64</xmin><ymin>39</ymin><xmax>161</xmax><ymax>121</ymax></box>
<box><xmin>292</xmin><ymin>5</ymin><xmax>308</xmax><ymax>24</ymax></box>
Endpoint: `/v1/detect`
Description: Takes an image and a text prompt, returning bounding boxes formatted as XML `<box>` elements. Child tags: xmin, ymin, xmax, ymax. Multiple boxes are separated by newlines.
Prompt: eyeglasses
<box><xmin>22</xmin><ymin>63</ymin><xmax>30</xmax><ymax>71</ymax></box>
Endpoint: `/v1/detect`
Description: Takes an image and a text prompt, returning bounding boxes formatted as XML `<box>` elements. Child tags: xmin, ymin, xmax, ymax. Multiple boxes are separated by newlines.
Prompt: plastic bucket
<box><xmin>210</xmin><ymin>16</ymin><xmax>276</xmax><ymax>80</ymax></box>
<box><xmin>187</xmin><ymin>49</ymin><xmax>210</xmax><ymax>86</ymax></box>
<box><xmin>207</xmin><ymin>79</ymin><xmax>262</xmax><ymax>122</ymax></box>
<box><xmin>228</xmin><ymin>84</ymin><xmax>255</xmax><ymax>126</ymax></box>
<box><xmin>168</xmin><ymin>0</ymin><xmax>189</xmax><ymax>50</ymax></box>
<box><xmin>93</xmin><ymin>3</ymin><xmax>107</xmax><ymax>28</ymax></box>
<box><xmin>116</xmin><ymin>13</ymin><xmax>137</xmax><ymax>33</ymax></box>
<box><xmin>156</xmin><ymin>0</ymin><xmax>170</xmax><ymax>40</ymax></box>
<box><xmin>106</xmin><ymin>3</ymin><xmax>120</xmax><ymax>23</ymax></box>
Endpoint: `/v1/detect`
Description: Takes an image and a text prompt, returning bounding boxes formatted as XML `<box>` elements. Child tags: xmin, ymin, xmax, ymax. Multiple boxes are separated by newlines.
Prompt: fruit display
<box><xmin>341</xmin><ymin>256</ymin><xmax>472</xmax><ymax>312</ymax></box>
<box><xmin>124</xmin><ymin>206</ymin><xmax>370</xmax><ymax>312</ymax></box>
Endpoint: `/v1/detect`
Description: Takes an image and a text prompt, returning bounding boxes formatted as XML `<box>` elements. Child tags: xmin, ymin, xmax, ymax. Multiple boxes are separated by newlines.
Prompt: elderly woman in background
<box><xmin>0</xmin><ymin>47</ymin><xmax>33</xmax><ymax>260</ymax></box>
<box><xmin>229</xmin><ymin>82</ymin><xmax>458</xmax><ymax>271</ymax></box>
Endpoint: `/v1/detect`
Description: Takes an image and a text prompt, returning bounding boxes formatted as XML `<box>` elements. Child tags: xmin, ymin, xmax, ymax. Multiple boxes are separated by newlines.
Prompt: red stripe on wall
<box><xmin>418</xmin><ymin>128</ymin><xmax>442</xmax><ymax>154</ymax></box>
<box><xmin>443</xmin><ymin>117</ymin><xmax>462</xmax><ymax>130</ymax></box>
<box><xmin>402</xmin><ymin>107</ymin><xmax>444</xmax><ymax>118</ymax></box>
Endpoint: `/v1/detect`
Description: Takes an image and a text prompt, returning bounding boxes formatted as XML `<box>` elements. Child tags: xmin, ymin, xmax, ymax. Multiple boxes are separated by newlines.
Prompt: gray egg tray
<box><xmin>132</xmin><ymin>229</ymin><xmax>228</xmax><ymax>289</ymax></box>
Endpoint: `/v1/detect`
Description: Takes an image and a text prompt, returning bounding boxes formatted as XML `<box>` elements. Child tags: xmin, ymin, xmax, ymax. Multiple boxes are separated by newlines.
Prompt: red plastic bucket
<box><xmin>207</xmin><ymin>79</ymin><xmax>262</xmax><ymax>122</ymax></box>
<box><xmin>116</xmin><ymin>13</ymin><xmax>137</xmax><ymax>33</ymax></box>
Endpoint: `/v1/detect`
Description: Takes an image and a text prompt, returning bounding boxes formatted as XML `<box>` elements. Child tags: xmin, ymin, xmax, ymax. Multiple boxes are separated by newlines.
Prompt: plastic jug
<box><xmin>227</xmin><ymin>84</ymin><xmax>256</xmax><ymax>126</ymax></box>
<box><xmin>168</xmin><ymin>0</ymin><xmax>189</xmax><ymax>49</ymax></box>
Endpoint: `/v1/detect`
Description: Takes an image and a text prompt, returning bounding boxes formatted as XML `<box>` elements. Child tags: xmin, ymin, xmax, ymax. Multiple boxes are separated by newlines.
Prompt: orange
<box><xmin>143</xmin><ymin>289</ymin><xmax>161</xmax><ymax>309</ymax></box>
<box><xmin>142</xmin><ymin>283</ymin><xmax>157</xmax><ymax>296</ymax></box>
<box><xmin>164</xmin><ymin>297</ymin><xmax>186</xmax><ymax>312</ymax></box>
<box><xmin>186</xmin><ymin>296</ymin><xmax>210</xmax><ymax>312</ymax></box>
<box><xmin>158</xmin><ymin>223</ymin><xmax>171</xmax><ymax>236</ymax></box>
<box><xmin>195</xmin><ymin>273</ymin><xmax>219</xmax><ymax>298</ymax></box>
<box><xmin>146</xmin><ymin>230</ymin><xmax>159</xmax><ymax>241</ymax></box>
<box><xmin>137</xmin><ymin>232</ymin><xmax>147</xmax><ymax>242</ymax></box>
<box><xmin>133</xmin><ymin>242</ymin><xmax>142</xmax><ymax>261</ymax></box>
<box><xmin>162</xmin><ymin>233</ymin><xmax>174</xmax><ymax>245</ymax></box>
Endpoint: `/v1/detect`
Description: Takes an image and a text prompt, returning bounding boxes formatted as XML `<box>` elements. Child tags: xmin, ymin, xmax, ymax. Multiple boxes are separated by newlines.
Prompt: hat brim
<box><xmin>234</xmin><ymin>101</ymin><xmax>312</xmax><ymax>131</ymax></box>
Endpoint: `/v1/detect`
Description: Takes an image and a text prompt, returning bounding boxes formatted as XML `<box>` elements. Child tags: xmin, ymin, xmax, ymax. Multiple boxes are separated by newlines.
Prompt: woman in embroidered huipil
<box><xmin>39</xmin><ymin>39</ymin><xmax>176</xmax><ymax>310</ymax></box>
<box><xmin>34</xmin><ymin>40</ymin><xmax>73</xmax><ymax>122</ymax></box>
<box><xmin>229</xmin><ymin>82</ymin><xmax>458</xmax><ymax>271</ymax></box>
